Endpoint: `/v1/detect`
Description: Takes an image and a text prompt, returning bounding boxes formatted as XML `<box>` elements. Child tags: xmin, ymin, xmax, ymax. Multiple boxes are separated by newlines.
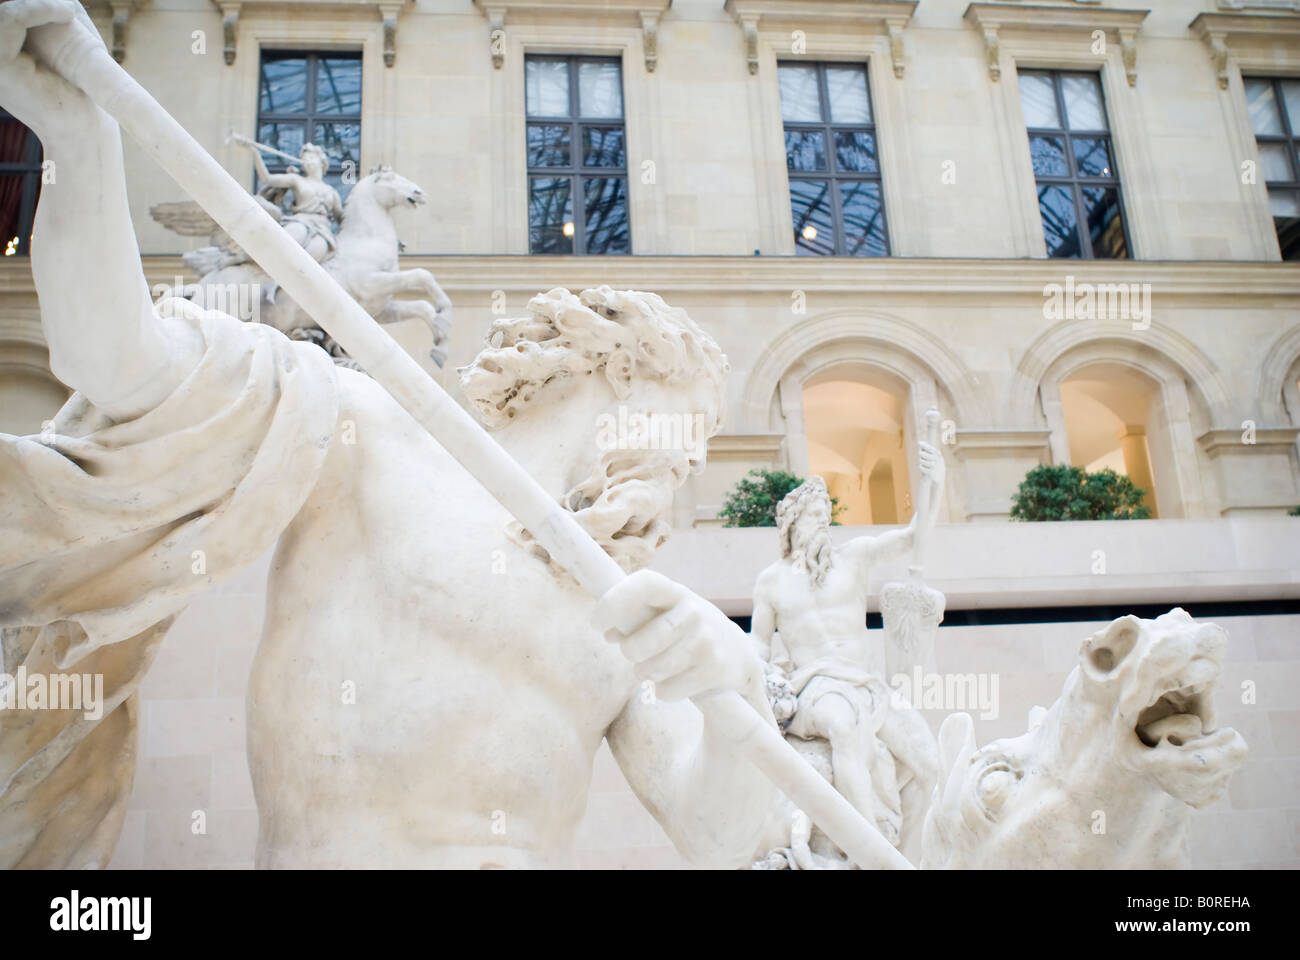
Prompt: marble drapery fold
<box><xmin>0</xmin><ymin>301</ymin><xmax>337</xmax><ymax>867</ymax></box>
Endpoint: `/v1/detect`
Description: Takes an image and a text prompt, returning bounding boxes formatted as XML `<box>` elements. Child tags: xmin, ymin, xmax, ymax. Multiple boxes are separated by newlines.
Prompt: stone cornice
<box><xmin>4</xmin><ymin>257</ymin><xmax>1299</xmax><ymax>298</ymax></box>
<box><xmin>212</xmin><ymin>0</ymin><xmax>411</xmax><ymax>67</ymax></box>
<box><xmin>963</xmin><ymin>2</ymin><xmax>1149</xmax><ymax>33</ymax></box>
<box><xmin>1198</xmin><ymin>427</ymin><xmax>1300</xmax><ymax>456</ymax></box>
<box><xmin>80</xmin><ymin>0</ymin><xmax>139</xmax><ymax>64</ymax></box>
<box><xmin>1190</xmin><ymin>10</ymin><xmax>1300</xmax><ymax>35</ymax></box>
<box><xmin>725</xmin><ymin>0</ymin><xmax>918</xmax><ymax>76</ymax></box>
<box><xmin>1217</xmin><ymin>0</ymin><xmax>1300</xmax><ymax>11</ymax></box>
<box><xmin>706</xmin><ymin>433</ymin><xmax>785</xmax><ymax>459</ymax></box>
<box><xmin>0</xmin><ymin>313</ymin><xmax>53</xmax><ymax>377</ymax></box>
<box><xmin>953</xmin><ymin>428</ymin><xmax>1054</xmax><ymax>455</ymax></box>
<box><xmin>474</xmin><ymin>0</ymin><xmax>672</xmax><ymax>72</ymax></box>
<box><xmin>1189</xmin><ymin>11</ymin><xmax>1300</xmax><ymax>89</ymax></box>
<box><xmin>964</xmin><ymin>3</ymin><xmax>1150</xmax><ymax>85</ymax></box>
<box><xmin>476</xmin><ymin>0</ymin><xmax>669</xmax><ymax>13</ymax></box>
<box><xmin>0</xmin><ymin>313</ymin><xmax>47</xmax><ymax>347</ymax></box>
<box><xmin>725</xmin><ymin>0</ymin><xmax>917</xmax><ymax>21</ymax></box>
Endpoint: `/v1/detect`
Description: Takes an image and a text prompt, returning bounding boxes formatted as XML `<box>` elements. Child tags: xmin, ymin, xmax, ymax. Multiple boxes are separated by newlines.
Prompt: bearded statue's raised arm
<box><xmin>0</xmin><ymin>0</ymin><xmax>781</xmax><ymax>870</ymax></box>
<box><xmin>837</xmin><ymin>441</ymin><xmax>946</xmax><ymax>579</ymax></box>
<box><xmin>748</xmin><ymin>465</ymin><xmax>945</xmax><ymax>867</ymax></box>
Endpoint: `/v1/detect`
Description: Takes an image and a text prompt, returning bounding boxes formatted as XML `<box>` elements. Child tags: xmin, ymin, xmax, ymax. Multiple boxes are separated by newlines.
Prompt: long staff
<box><xmin>226</xmin><ymin>130</ymin><xmax>304</xmax><ymax>167</ymax></box>
<box><xmin>24</xmin><ymin>17</ymin><xmax>911</xmax><ymax>870</ymax></box>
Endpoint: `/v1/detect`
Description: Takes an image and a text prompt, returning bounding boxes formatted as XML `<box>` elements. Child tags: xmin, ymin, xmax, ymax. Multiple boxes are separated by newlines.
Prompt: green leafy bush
<box><xmin>1289</xmin><ymin>505</ymin><xmax>1300</xmax><ymax>517</ymax></box>
<box><xmin>718</xmin><ymin>468</ymin><xmax>841</xmax><ymax>527</ymax></box>
<box><xmin>1010</xmin><ymin>464</ymin><xmax>1152</xmax><ymax>521</ymax></box>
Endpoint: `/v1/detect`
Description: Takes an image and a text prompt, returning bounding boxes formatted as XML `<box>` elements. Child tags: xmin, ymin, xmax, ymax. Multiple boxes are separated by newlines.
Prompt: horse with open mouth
<box><xmin>921</xmin><ymin>608</ymin><xmax>1248</xmax><ymax>869</ymax></box>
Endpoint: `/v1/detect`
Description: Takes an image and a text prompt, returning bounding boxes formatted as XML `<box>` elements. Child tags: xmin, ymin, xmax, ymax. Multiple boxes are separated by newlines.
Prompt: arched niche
<box><xmin>1032</xmin><ymin>340</ymin><xmax>1219</xmax><ymax>518</ymax></box>
<box><xmin>1259</xmin><ymin>324</ymin><xmax>1300</xmax><ymax>426</ymax></box>
<box><xmin>802</xmin><ymin>362</ymin><xmax>913</xmax><ymax>525</ymax></box>
<box><xmin>742</xmin><ymin>309</ymin><xmax>986</xmax><ymax>435</ymax></box>
<box><xmin>759</xmin><ymin>342</ymin><xmax>958</xmax><ymax>524</ymax></box>
<box><xmin>1257</xmin><ymin>323</ymin><xmax>1300</xmax><ymax>483</ymax></box>
<box><xmin>1010</xmin><ymin>318</ymin><xmax>1232</xmax><ymax>427</ymax></box>
<box><xmin>1058</xmin><ymin>361</ymin><xmax>1164</xmax><ymax>516</ymax></box>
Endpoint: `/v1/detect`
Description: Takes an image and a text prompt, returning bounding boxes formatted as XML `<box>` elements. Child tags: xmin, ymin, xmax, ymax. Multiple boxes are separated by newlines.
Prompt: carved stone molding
<box><xmin>725</xmin><ymin>0</ymin><xmax>918</xmax><ymax>78</ymax></box>
<box><xmin>0</xmin><ymin>313</ymin><xmax>53</xmax><ymax>375</ymax></box>
<box><xmin>641</xmin><ymin>9</ymin><xmax>662</xmax><ymax>72</ymax></box>
<box><xmin>964</xmin><ymin>3</ymin><xmax>1151</xmax><ymax>86</ymax></box>
<box><xmin>379</xmin><ymin>1</ymin><xmax>402</xmax><ymax>67</ymax></box>
<box><xmin>743</xmin><ymin>13</ymin><xmax>759</xmax><ymax>73</ymax></box>
<box><xmin>886</xmin><ymin>20</ymin><xmax>905</xmax><ymax>78</ymax></box>
<box><xmin>1190</xmin><ymin>12</ymin><xmax>1300</xmax><ymax>90</ymax></box>
<box><xmin>212</xmin><ymin>0</ymin><xmax>411</xmax><ymax>67</ymax></box>
<box><xmin>1010</xmin><ymin>318</ymin><xmax>1234</xmax><ymax>428</ymax></box>
<box><xmin>977</xmin><ymin>24</ymin><xmax>1000</xmax><ymax>81</ymax></box>
<box><xmin>108</xmin><ymin>0</ymin><xmax>133</xmax><ymax>63</ymax></box>
<box><xmin>1218</xmin><ymin>0</ymin><xmax>1300</xmax><ymax>10</ymax></box>
<box><xmin>218</xmin><ymin>1</ymin><xmax>239</xmax><ymax>65</ymax></box>
<box><xmin>1257</xmin><ymin>325</ymin><xmax>1300</xmax><ymax>423</ymax></box>
<box><xmin>1198</xmin><ymin>427</ymin><xmax>1300</xmax><ymax>457</ymax></box>
<box><xmin>1198</xmin><ymin>426</ymin><xmax>1300</xmax><ymax>513</ymax></box>
<box><xmin>474</xmin><ymin>0</ymin><xmax>671</xmax><ymax>73</ymax></box>
<box><xmin>740</xmin><ymin>308</ymin><xmax>988</xmax><ymax>433</ymax></box>
<box><xmin>1119</xmin><ymin>26</ymin><xmax>1138</xmax><ymax>87</ymax></box>
<box><xmin>482</xmin><ymin>5</ymin><xmax>506</xmax><ymax>69</ymax></box>
<box><xmin>706</xmin><ymin>434</ymin><xmax>786</xmax><ymax>460</ymax></box>
<box><xmin>80</xmin><ymin>0</ymin><xmax>137</xmax><ymax>63</ymax></box>
<box><xmin>952</xmin><ymin>428</ymin><xmax>1054</xmax><ymax>455</ymax></box>
<box><xmin>740</xmin><ymin>13</ymin><xmax>759</xmax><ymax>74</ymax></box>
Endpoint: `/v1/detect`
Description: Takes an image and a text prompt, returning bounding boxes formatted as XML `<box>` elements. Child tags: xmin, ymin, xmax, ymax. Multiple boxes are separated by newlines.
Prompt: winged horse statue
<box><xmin>152</xmin><ymin>144</ymin><xmax>452</xmax><ymax>367</ymax></box>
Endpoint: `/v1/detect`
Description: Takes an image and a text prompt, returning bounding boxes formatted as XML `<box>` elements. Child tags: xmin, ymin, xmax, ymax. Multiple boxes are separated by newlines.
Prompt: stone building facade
<box><xmin>0</xmin><ymin>0</ymin><xmax>1296</xmax><ymax>868</ymax></box>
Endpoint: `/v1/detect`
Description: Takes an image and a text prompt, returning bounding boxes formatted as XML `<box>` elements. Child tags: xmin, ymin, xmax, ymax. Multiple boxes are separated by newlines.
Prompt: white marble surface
<box><xmin>749</xmin><ymin>474</ymin><xmax>943</xmax><ymax>866</ymax></box>
<box><xmin>921</xmin><ymin>609</ymin><xmax>1249</xmax><ymax>869</ymax></box>
<box><xmin>0</xmin><ymin>0</ymin><xmax>1286</xmax><ymax>871</ymax></box>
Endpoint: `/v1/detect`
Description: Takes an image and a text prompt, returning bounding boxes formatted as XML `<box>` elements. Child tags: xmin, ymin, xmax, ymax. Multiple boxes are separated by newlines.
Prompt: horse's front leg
<box><xmin>370</xmin><ymin>268</ymin><xmax>452</xmax><ymax>316</ymax></box>
<box><xmin>420</xmin><ymin>271</ymin><xmax>454</xmax><ymax>319</ymax></box>
<box><xmin>373</xmin><ymin>298</ymin><xmax>450</xmax><ymax>368</ymax></box>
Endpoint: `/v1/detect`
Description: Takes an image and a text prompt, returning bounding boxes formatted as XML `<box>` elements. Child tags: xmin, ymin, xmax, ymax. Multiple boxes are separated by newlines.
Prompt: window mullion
<box><xmin>305</xmin><ymin>55</ymin><xmax>317</xmax><ymax>120</ymax></box>
<box><xmin>1273</xmin><ymin>79</ymin><xmax>1300</xmax><ymax>182</ymax></box>
<box><xmin>1274</xmin><ymin>79</ymin><xmax>1295</xmax><ymax>140</ymax></box>
<box><xmin>829</xmin><ymin>177</ymin><xmax>842</xmax><ymax>255</ymax></box>
<box><xmin>570</xmin><ymin>59</ymin><xmax>580</xmax><ymax>128</ymax></box>
<box><xmin>1053</xmin><ymin>75</ymin><xmax>1070</xmax><ymax>145</ymax></box>
<box><xmin>574</xmin><ymin>174</ymin><xmax>586</xmax><ymax>255</ymax></box>
<box><xmin>1075</xmin><ymin>184</ymin><xmax>1092</xmax><ymax>259</ymax></box>
<box><xmin>571</xmin><ymin>117</ymin><xmax>582</xmax><ymax>253</ymax></box>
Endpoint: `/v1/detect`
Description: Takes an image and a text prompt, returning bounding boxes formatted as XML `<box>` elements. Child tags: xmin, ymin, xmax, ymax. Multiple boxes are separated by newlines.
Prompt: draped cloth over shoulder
<box><xmin>0</xmin><ymin>301</ymin><xmax>338</xmax><ymax>867</ymax></box>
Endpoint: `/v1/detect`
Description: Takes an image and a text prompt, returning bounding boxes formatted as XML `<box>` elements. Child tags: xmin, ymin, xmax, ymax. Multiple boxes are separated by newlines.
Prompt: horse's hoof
<box><xmin>429</xmin><ymin>346</ymin><xmax>448</xmax><ymax>368</ymax></box>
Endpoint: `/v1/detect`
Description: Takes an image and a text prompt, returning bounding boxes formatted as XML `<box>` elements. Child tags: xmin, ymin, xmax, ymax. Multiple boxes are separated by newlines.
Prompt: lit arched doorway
<box><xmin>1059</xmin><ymin>362</ymin><xmax>1161</xmax><ymax>516</ymax></box>
<box><xmin>802</xmin><ymin>365</ymin><xmax>913</xmax><ymax>525</ymax></box>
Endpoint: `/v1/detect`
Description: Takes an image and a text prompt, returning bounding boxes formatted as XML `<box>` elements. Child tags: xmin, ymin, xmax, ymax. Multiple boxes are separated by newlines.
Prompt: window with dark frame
<box><xmin>777</xmin><ymin>61</ymin><xmax>888</xmax><ymax>257</ymax></box>
<box><xmin>0</xmin><ymin>109</ymin><xmax>42</xmax><ymax>258</ymax></box>
<box><xmin>1244</xmin><ymin>77</ymin><xmax>1300</xmax><ymax>261</ymax></box>
<box><xmin>525</xmin><ymin>55</ymin><xmax>630</xmax><ymax>255</ymax></box>
<box><xmin>256</xmin><ymin>51</ymin><xmax>362</xmax><ymax>199</ymax></box>
<box><xmin>1018</xmin><ymin>70</ymin><xmax>1130</xmax><ymax>259</ymax></box>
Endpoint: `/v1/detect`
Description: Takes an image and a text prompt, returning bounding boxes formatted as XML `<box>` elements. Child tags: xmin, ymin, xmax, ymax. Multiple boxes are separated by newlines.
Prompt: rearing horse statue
<box><xmin>151</xmin><ymin>165</ymin><xmax>452</xmax><ymax>366</ymax></box>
